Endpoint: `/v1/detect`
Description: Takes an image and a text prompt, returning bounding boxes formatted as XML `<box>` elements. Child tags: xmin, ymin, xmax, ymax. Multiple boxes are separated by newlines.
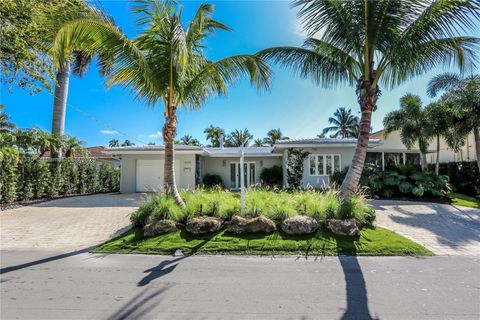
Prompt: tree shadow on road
<box><xmin>337</xmin><ymin>237</ymin><xmax>378</xmax><ymax>320</ymax></box>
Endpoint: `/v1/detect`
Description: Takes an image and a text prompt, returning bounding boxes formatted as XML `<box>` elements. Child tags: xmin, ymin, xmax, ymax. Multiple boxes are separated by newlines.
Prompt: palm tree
<box><xmin>121</xmin><ymin>139</ymin><xmax>134</xmax><ymax>147</ymax></box>
<box><xmin>0</xmin><ymin>104</ymin><xmax>16</xmax><ymax>133</ymax></box>
<box><xmin>263</xmin><ymin>128</ymin><xmax>289</xmax><ymax>146</ymax></box>
<box><xmin>253</xmin><ymin>138</ymin><xmax>265</xmax><ymax>147</ymax></box>
<box><xmin>322</xmin><ymin>108</ymin><xmax>359</xmax><ymax>138</ymax></box>
<box><xmin>204</xmin><ymin>125</ymin><xmax>225</xmax><ymax>147</ymax></box>
<box><xmin>424</xmin><ymin>101</ymin><xmax>458</xmax><ymax>175</ymax></box>
<box><xmin>178</xmin><ymin>135</ymin><xmax>201</xmax><ymax>146</ymax></box>
<box><xmin>226</xmin><ymin>129</ymin><xmax>253</xmax><ymax>147</ymax></box>
<box><xmin>427</xmin><ymin>73</ymin><xmax>480</xmax><ymax>171</ymax></box>
<box><xmin>53</xmin><ymin>1</ymin><xmax>270</xmax><ymax>206</ymax></box>
<box><xmin>47</xmin><ymin>2</ymin><xmax>99</xmax><ymax>158</ymax></box>
<box><xmin>64</xmin><ymin>135</ymin><xmax>85</xmax><ymax>158</ymax></box>
<box><xmin>259</xmin><ymin>0</ymin><xmax>479</xmax><ymax>200</ymax></box>
<box><xmin>384</xmin><ymin>94</ymin><xmax>431</xmax><ymax>171</ymax></box>
<box><xmin>108</xmin><ymin>139</ymin><xmax>119</xmax><ymax>147</ymax></box>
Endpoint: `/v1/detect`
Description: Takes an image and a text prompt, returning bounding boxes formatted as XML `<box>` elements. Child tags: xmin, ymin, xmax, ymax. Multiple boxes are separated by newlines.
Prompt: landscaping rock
<box><xmin>227</xmin><ymin>215</ymin><xmax>276</xmax><ymax>234</ymax></box>
<box><xmin>185</xmin><ymin>217</ymin><xmax>222</xmax><ymax>234</ymax></box>
<box><xmin>326</xmin><ymin>219</ymin><xmax>360</xmax><ymax>236</ymax></box>
<box><xmin>281</xmin><ymin>215</ymin><xmax>318</xmax><ymax>235</ymax></box>
<box><xmin>143</xmin><ymin>219</ymin><xmax>177</xmax><ymax>237</ymax></box>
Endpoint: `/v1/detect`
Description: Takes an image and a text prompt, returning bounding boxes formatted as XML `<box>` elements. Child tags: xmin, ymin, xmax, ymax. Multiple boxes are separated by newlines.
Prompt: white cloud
<box><xmin>148</xmin><ymin>131</ymin><xmax>162</xmax><ymax>138</ymax></box>
<box><xmin>100</xmin><ymin>129</ymin><xmax>119</xmax><ymax>135</ymax></box>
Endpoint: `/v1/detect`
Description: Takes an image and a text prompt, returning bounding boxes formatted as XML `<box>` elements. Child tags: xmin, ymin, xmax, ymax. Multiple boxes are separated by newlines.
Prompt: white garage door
<box><xmin>135</xmin><ymin>160</ymin><xmax>181</xmax><ymax>192</ymax></box>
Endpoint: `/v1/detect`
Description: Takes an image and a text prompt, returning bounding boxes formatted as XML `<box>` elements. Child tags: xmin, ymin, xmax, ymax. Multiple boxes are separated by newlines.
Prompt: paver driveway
<box><xmin>0</xmin><ymin>193</ymin><xmax>142</xmax><ymax>251</ymax></box>
<box><xmin>372</xmin><ymin>200</ymin><xmax>480</xmax><ymax>255</ymax></box>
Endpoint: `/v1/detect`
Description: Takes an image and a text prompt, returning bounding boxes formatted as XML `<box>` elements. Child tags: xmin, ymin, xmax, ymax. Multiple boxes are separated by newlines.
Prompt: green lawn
<box><xmin>451</xmin><ymin>193</ymin><xmax>480</xmax><ymax>209</ymax></box>
<box><xmin>93</xmin><ymin>226</ymin><xmax>432</xmax><ymax>256</ymax></box>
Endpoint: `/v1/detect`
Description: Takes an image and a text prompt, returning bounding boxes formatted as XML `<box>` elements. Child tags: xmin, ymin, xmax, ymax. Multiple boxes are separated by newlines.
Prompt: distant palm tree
<box><xmin>64</xmin><ymin>135</ymin><xmax>86</xmax><ymax>158</ymax></box>
<box><xmin>384</xmin><ymin>94</ymin><xmax>431</xmax><ymax>171</ymax></box>
<box><xmin>226</xmin><ymin>129</ymin><xmax>253</xmax><ymax>147</ymax></box>
<box><xmin>252</xmin><ymin>138</ymin><xmax>264</xmax><ymax>147</ymax></box>
<box><xmin>259</xmin><ymin>0</ymin><xmax>479</xmax><ymax>200</ymax></box>
<box><xmin>427</xmin><ymin>73</ymin><xmax>480</xmax><ymax>171</ymax></box>
<box><xmin>147</xmin><ymin>141</ymin><xmax>156</xmax><ymax>146</ymax></box>
<box><xmin>0</xmin><ymin>105</ymin><xmax>16</xmax><ymax>133</ymax></box>
<box><xmin>121</xmin><ymin>139</ymin><xmax>134</xmax><ymax>147</ymax></box>
<box><xmin>322</xmin><ymin>108</ymin><xmax>359</xmax><ymax>139</ymax></box>
<box><xmin>109</xmin><ymin>139</ymin><xmax>119</xmax><ymax>147</ymax></box>
<box><xmin>204</xmin><ymin>125</ymin><xmax>225</xmax><ymax>147</ymax></box>
<box><xmin>28</xmin><ymin>128</ymin><xmax>62</xmax><ymax>158</ymax></box>
<box><xmin>263</xmin><ymin>128</ymin><xmax>289</xmax><ymax>146</ymax></box>
<box><xmin>54</xmin><ymin>1</ymin><xmax>270</xmax><ymax>207</ymax></box>
<box><xmin>178</xmin><ymin>135</ymin><xmax>201</xmax><ymax>146</ymax></box>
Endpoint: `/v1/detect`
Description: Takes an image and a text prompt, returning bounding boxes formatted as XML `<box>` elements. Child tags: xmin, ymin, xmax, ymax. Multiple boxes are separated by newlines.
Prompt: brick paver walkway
<box><xmin>0</xmin><ymin>193</ymin><xmax>143</xmax><ymax>251</ymax></box>
<box><xmin>372</xmin><ymin>200</ymin><xmax>480</xmax><ymax>255</ymax></box>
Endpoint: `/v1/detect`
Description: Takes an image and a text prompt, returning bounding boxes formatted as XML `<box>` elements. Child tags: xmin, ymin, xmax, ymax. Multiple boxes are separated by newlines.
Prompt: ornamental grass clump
<box><xmin>318</xmin><ymin>189</ymin><xmax>341</xmax><ymax>220</ymax></box>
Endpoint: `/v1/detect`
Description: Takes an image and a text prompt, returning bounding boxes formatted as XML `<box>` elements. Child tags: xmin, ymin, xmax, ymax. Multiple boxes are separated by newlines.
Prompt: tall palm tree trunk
<box><xmin>339</xmin><ymin>81</ymin><xmax>376</xmax><ymax>200</ymax></box>
<box><xmin>435</xmin><ymin>134</ymin><xmax>440</xmax><ymax>175</ymax></box>
<box><xmin>162</xmin><ymin>105</ymin><xmax>185</xmax><ymax>208</ymax></box>
<box><xmin>474</xmin><ymin>126</ymin><xmax>480</xmax><ymax>172</ymax></box>
<box><xmin>51</xmin><ymin>63</ymin><xmax>71</xmax><ymax>159</ymax></box>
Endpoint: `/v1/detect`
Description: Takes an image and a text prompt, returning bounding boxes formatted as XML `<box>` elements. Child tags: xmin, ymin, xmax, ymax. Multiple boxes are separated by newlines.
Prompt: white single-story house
<box><xmin>103</xmin><ymin>131</ymin><xmax>433</xmax><ymax>193</ymax></box>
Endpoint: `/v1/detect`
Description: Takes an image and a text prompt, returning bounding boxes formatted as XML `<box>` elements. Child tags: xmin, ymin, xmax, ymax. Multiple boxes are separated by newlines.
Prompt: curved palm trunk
<box><xmin>339</xmin><ymin>82</ymin><xmax>376</xmax><ymax>200</ymax></box>
<box><xmin>162</xmin><ymin>105</ymin><xmax>185</xmax><ymax>208</ymax></box>
<box><xmin>51</xmin><ymin>64</ymin><xmax>71</xmax><ymax>159</ymax></box>
<box><xmin>474</xmin><ymin>126</ymin><xmax>480</xmax><ymax>172</ymax></box>
<box><xmin>435</xmin><ymin>134</ymin><xmax>440</xmax><ymax>175</ymax></box>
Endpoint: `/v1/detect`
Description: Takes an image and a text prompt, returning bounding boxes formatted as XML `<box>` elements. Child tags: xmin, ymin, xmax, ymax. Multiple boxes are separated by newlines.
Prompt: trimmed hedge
<box><xmin>0</xmin><ymin>154</ymin><xmax>120</xmax><ymax>204</ymax></box>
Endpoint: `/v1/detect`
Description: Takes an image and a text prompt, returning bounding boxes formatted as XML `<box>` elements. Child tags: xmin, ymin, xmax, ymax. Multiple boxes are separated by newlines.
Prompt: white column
<box><xmin>382</xmin><ymin>152</ymin><xmax>385</xmax><ymax>171</ymax></box>
<box><xmin>240</xmin><ymin>150</ymin><xmax>245</xmax><ymax>216</ymax></box>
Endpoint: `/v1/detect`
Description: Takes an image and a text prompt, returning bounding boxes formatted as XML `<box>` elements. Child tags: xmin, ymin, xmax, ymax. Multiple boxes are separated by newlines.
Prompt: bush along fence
<box><xmin>331</xmin><ymin>165</ymin><xmax>451</xmax><ymax>199</ymax></box>
<box><xmin>0</xmin><ymin>154</ymin><xmax>120</xmax><ymax>204</ymax></box>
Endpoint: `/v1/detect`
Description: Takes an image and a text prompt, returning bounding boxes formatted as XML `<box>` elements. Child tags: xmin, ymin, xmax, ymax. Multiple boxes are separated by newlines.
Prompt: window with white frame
<box><xmin>309</xmin><ymin>154</ymin><xmax>341</xmax><ymax>176</ymax></box>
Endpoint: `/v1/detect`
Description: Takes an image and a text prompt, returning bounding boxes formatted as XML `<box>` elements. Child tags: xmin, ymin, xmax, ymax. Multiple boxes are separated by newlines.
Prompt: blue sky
<box><xmin>1</xmin><ymin>1</ymin><xmax>478</xmax><ymax>147</ymax></box>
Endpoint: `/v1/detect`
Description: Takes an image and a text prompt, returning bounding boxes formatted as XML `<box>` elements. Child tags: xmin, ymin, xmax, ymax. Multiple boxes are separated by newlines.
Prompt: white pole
<box><xmin>240</xmin><ymin>150</ymin><xmax>245</xmax><ymax>216</ymax></box>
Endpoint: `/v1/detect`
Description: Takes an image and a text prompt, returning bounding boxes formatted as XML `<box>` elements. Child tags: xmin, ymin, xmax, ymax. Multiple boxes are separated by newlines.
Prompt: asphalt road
<box><xmin>1</xmin><ymin>251</ymin><xmax>479</xmax><ymax>320</ymax></box>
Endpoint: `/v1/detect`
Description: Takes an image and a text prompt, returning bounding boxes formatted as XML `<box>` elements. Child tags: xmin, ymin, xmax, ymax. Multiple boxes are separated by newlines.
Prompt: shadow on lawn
<box><xmin>337</xmin><ymin>236</ymin><xmax>377</xmax><ymax>320</ymax></box>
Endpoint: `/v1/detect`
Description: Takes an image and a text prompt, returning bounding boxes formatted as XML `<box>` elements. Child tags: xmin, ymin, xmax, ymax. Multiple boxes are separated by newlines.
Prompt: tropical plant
<box><xmin>424</xmin><ymin>101</ymin><xmax>459</xmax><ymax>175</ymax></box>
<box><xmin>108</xmin><ymin>139</ymin><xmax>119</xmax><ymax>147</ymax></box>
<box><xmin>427</xmin><ymin>73</ymin><xmax>480</xmax><ymax>171</ymax></box>
<box><xmin>263</xmin><ymin>128</ymin><xmax>289</xmax><ymax>146</ymax></box>
<box><xmin>322</xmin><ymin>107</ymin><xmax>359</xmax><ymax>138</ymax></box>
<box><xmin>259</xmin><ymin>0</ymin><xmax>479</xmax><ymax>200</ymax></box>
<box><xmin>53</xmin><ymin>1</ymin><xmax>270</xmax><ymax>207</ymax></box>
<box><xmin>64</xmin><ymin>135</ymin><xmax>86</xmax><ymax>158</ymax></box>
<box><xmin>204</xmin><ymin>125</ymin><xmax>225</xmax><ymax>147</ymax></box>
<box><xmin>286</xmin><ymin>148</ymin><xmax>309</xmax><ymax>188</ymax></box>
<box><xmin>121</xmin><ymin>139</ymin><xmax>134</xmax><ymax>147</ymax></box>
<box><xmin>0</xmin><ymin>105</ymin><xmax>16</xmax><ymax>133</ymax></box>
<box><xmin>252</xmin><ymin>138</ymin><xmax>264</xmax><ymax>147</ymax></box>
<box><xmin>226</xmin><ymin>129</ymin><xmax>254</xmax><ymax>147</ymax></box>
<box><xmin>178</xmin><ymin>135</ymin><xmax>201</xmax><ymax>146</ymax></box>
<box><xmin>384</xmin><ymin>94</ymin><xmax>431</xmax><ymax>171</ymax></box>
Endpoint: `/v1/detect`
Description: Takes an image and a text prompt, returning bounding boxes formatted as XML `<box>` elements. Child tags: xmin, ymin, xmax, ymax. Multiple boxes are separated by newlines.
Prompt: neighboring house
<box><xmin>370</xmin><ymin>129</ymin><xmax>477</xmax><ymax>164</ymax></box>
<box><xmin>40</xmin><ymin>146</ymin><xmax>120</xmax><ymax>167</ymax></box>
<box><xmin>104</xmin><ymin>135</ymin><xmax>426</xmax><ymax>193</ymax></box>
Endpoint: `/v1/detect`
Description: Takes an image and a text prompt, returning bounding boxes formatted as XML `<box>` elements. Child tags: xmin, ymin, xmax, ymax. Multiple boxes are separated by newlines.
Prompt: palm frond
<box><xmin>427</xmin><ymin>72</ymin><xmax>462</xmax><ymax>97</ymax></box>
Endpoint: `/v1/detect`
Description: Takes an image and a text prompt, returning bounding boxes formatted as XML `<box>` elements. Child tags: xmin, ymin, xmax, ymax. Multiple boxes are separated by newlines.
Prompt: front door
<box><xmin>230</xmin><ymin>162</ymin><xmax>256</xmax><ymax>189</ymax></box>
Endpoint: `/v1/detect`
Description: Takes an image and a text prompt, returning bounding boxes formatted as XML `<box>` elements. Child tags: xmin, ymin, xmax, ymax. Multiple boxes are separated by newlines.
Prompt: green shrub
<box><xmin>202</xmin><ymin>174</ymin><xmax>224</xmax><ymax>188</ymax></box>
<box><xmin>260</xmin><ymin>165</ymin><xmax>283</xmax><ymax>187</ymax></box>
<box><xmin>429</xmin><ymin>161</ymin><xmax>479</xmax><ymax>196</ymax></box>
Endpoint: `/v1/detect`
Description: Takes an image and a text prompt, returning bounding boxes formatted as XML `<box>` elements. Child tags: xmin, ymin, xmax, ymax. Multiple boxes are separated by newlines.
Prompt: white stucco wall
<box><xmin>119</xmin><ymin>153</ymin><xmax>196</xmax><ymax>193</ymax></box>
<box><xmin>203</xmin><ymin>156</ymin><xmax>282</xmax><ymax>188</ymax></box>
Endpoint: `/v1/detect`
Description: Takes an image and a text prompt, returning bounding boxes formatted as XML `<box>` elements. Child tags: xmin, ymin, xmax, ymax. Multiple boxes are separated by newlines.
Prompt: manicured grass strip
<box><xmin>93</xmin><ymin>226</ymin><xmax>432</xmax><ymax>256</ymax></box>
<box><xmin>451</xmin><ymin>193</ymin><xmax>480</xmax><ymax>209</ymax></box>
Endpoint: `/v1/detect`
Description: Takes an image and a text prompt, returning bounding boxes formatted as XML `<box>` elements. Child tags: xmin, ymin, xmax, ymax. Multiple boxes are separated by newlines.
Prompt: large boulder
<box><xmin>186</xmin><ymin>217</ymin><xmax>223</xmax><ymax>234</ymax></box>
<box><xmin>227</xmin><ymin>215</ymin><xmax>276</xmax><ymax>234</ymax></box>
<box><xmin>143</xmin><ymin>219</ymin><xmax>177</xmax><ymax>237</ymax></box>
<box><xmin>281</xmin><ymin>215</ymin><xmax>318</xmax><ymax>235</ymax></box>
<box><xmin>326</xmin><ymin>219</ymin><xmax>360</xmax><ymax>236</ymax></box>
